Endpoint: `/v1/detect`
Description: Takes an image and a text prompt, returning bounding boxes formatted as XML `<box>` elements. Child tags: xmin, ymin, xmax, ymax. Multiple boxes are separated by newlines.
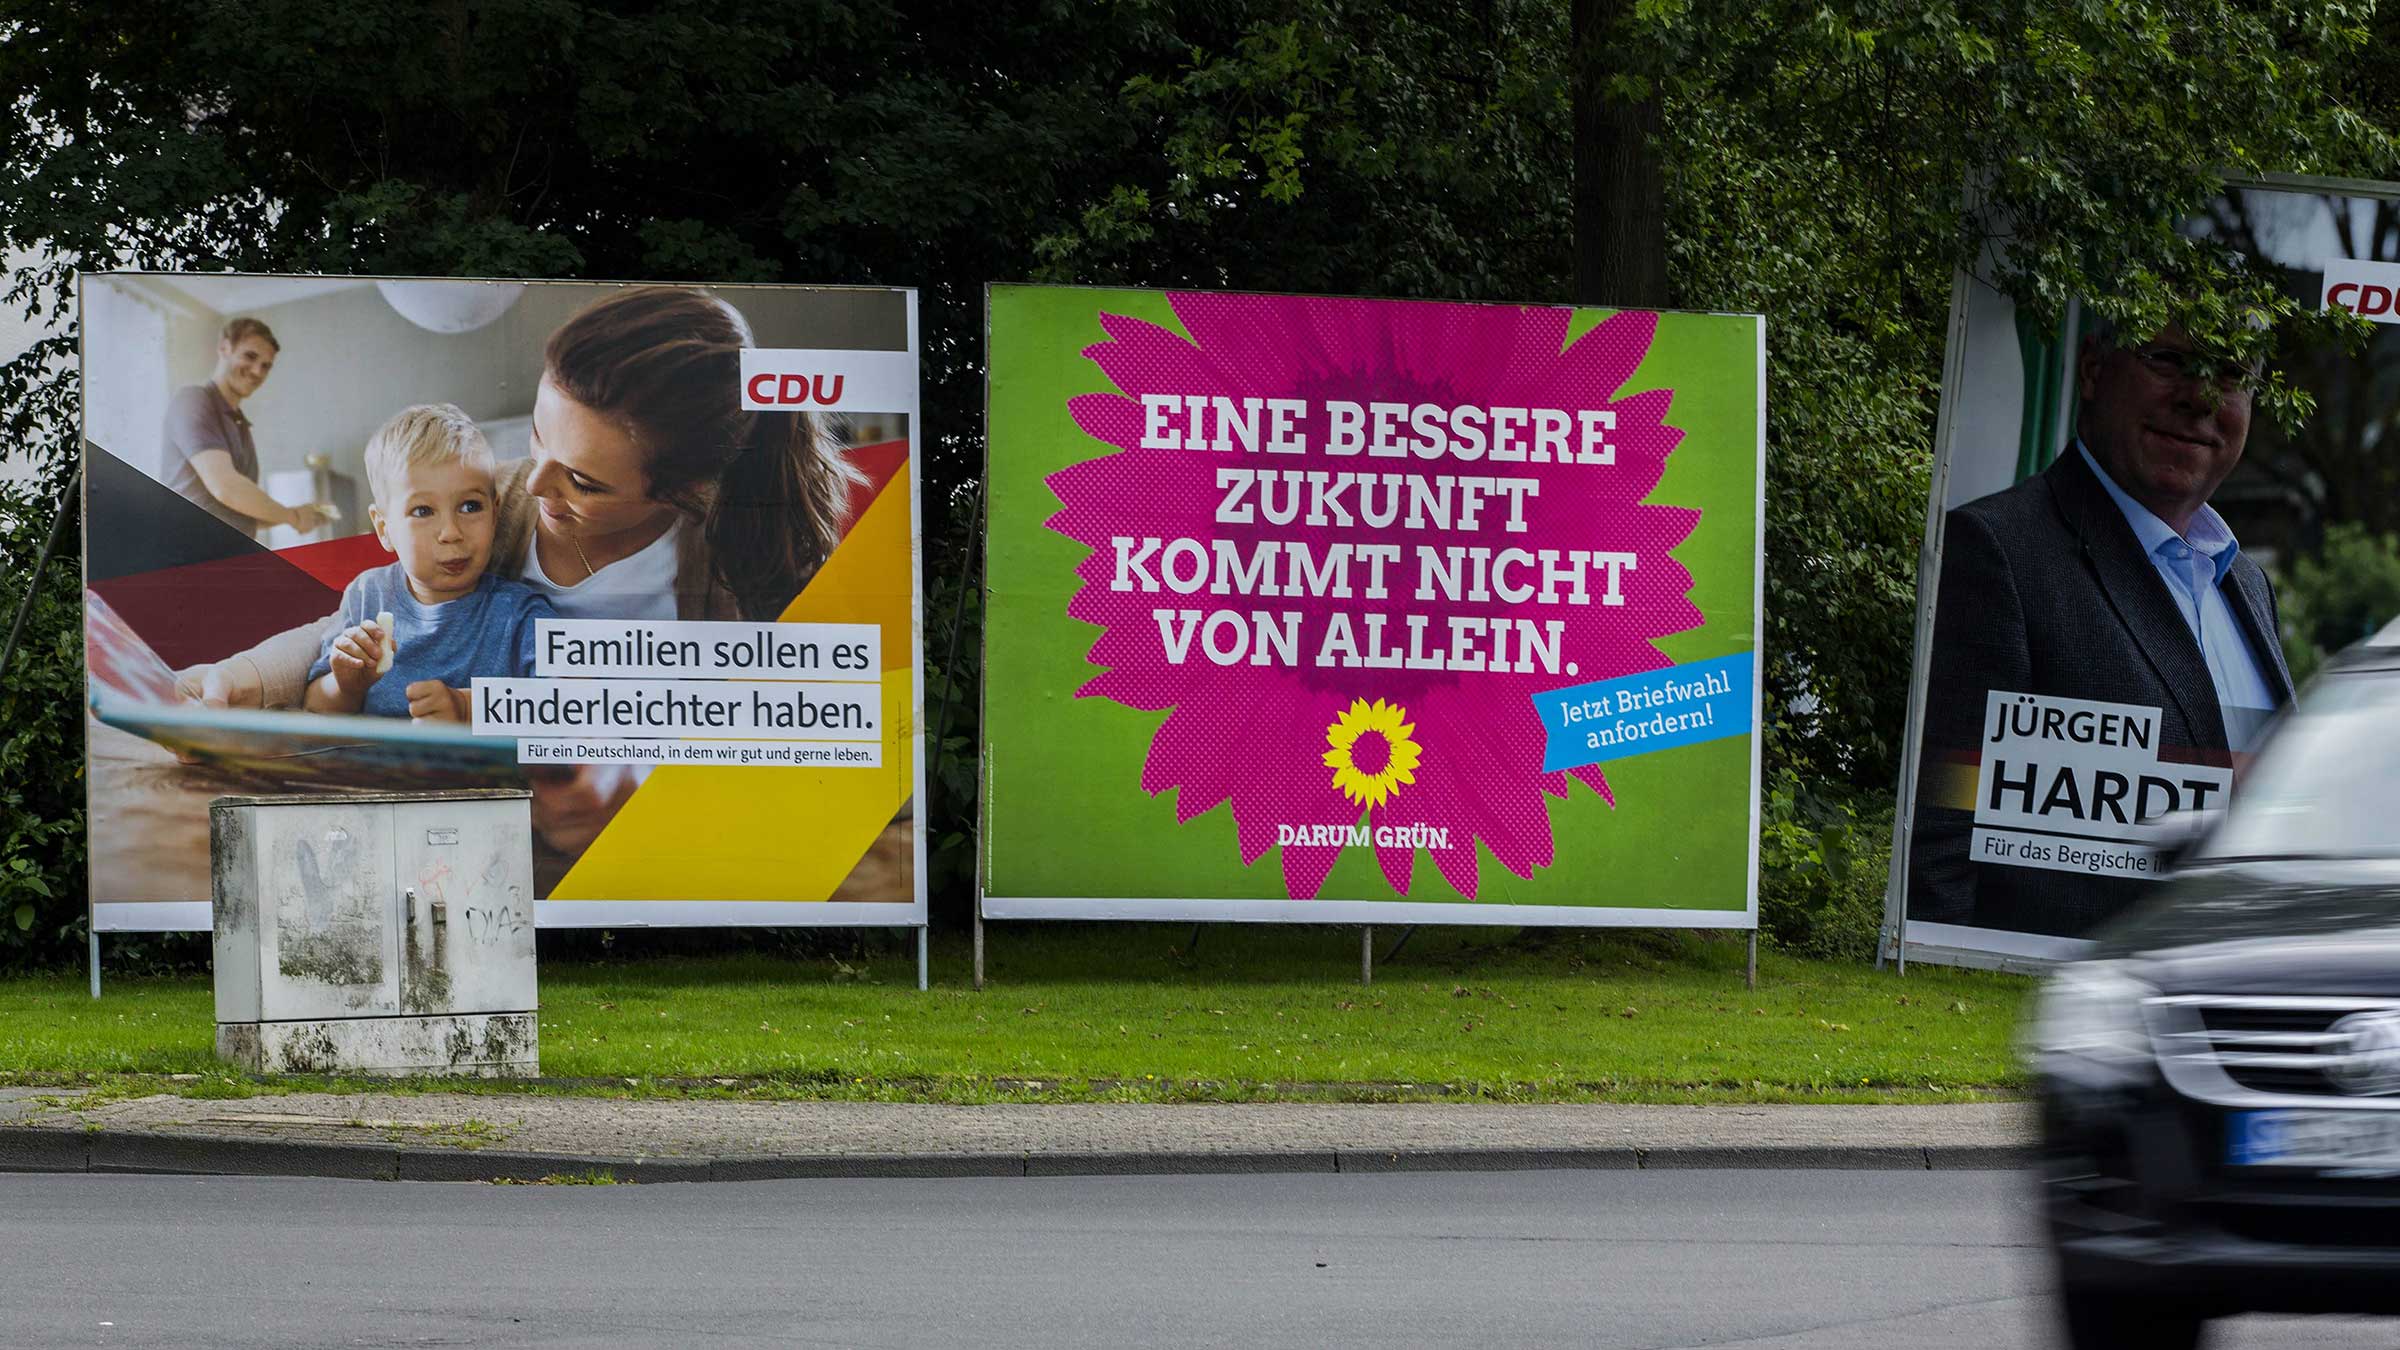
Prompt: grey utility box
<box><xmin>210</xmin><ymin>790</ymin><xmax>538</xmax><ymax>1076</ymax></box>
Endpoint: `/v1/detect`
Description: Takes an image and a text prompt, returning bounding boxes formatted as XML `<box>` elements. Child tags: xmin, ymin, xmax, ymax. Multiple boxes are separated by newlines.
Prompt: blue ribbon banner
<box><xmin>1532</xmin><ymin>652</ymin><xmax>1756</xmax><ymax>772</ymax></box>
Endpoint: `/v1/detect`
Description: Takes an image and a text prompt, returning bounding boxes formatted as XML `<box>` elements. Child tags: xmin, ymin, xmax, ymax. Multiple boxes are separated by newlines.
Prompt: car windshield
<box><xmin>2201</xmin><ymin>665</ymin><xmax>2400</xmax><ymax>861</ymax></box>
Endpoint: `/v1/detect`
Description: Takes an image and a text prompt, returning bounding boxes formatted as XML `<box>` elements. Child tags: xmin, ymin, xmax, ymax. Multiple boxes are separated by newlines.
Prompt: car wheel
<box><xmin>2060</xmin><ymin>1285</ymin><xmax>2207</xmax><ymax>1350</ymax></box>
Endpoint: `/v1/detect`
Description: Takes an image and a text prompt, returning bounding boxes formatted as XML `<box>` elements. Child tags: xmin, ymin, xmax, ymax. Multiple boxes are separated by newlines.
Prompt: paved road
<box><xmin>2</xmin><ymin>1169</ymin><xmax>2393</xmax><ymax>1348</ymax></box>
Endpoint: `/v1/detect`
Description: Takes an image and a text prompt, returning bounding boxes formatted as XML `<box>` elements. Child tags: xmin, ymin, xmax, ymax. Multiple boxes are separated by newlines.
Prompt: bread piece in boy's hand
<box><xmin>319</xmin><ymin>621</ymin><xmax>391</xmax><ymax>710</ymax></box>
<box><xmin>374</xmin><ymin>610</ymin><xmax>397</xmax><ymax>674</ymax></box>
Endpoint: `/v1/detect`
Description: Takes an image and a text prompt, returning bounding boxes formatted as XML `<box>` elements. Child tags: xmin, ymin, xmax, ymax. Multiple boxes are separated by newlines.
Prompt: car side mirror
<box><xmin>2145</xmin><ymin>808</ymin><xmax>2223</xmax><ymax>875</ymax></box>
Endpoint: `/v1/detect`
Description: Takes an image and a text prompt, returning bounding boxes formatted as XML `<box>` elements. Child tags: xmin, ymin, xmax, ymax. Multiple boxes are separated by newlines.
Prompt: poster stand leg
<box><xmin>1182</xmin><ymin>923</ymin><xmax>1203</xmax><ymax>958</ymax></box>
<box><xmin>936</xmin><ymin>487</ymin><xmax>987</xmax><ymax>995</ymax></box>
<box><xmin>1379</xmin><ymin>925</ymin><xmax>1416</xmax><ymax>964</ymax></box>
<box><xmin>916</xmin><ymin>925</ymin><xmax>928</xmax><ymax>991</ymax></box>
<box><xmin>1745</xmin><ymin>930</ymin><xmax>1757</xmax><ymax>991</ymax></box>
<box><xmin>89</xmin><ymin>926</ymin><xmax>100</xmax><ymax>1000</ymax></box>
<box><xmin>1361</xmin><ymin>927</ymin><xmax>1373</xmax><ymax>986</ymax></box>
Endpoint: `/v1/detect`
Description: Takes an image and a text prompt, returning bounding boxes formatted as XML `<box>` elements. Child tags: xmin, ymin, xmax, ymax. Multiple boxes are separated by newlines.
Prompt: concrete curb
<box><xmin>0</xmin><ymin>1125</ymin><xmax>2032</xmax><ymax>1183</ymax></box>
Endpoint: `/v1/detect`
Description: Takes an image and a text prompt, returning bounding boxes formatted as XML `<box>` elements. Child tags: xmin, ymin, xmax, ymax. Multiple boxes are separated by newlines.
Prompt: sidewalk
<box><xmin>0</xmin><ymin>1086</ymin><xmax>2034</xmax><ymax>1183</ymax></box>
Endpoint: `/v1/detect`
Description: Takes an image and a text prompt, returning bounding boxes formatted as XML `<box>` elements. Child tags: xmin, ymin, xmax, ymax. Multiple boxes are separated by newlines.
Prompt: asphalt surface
<box><xmin>0</xmin><ymin>1087</ymin><xmax>2032</xmax><ymax>1181</ymax></box>
<box><xmin>5</xmin><ymin>1169</ymin><xmax>2396</xmax><ymax>1348</ymax></box>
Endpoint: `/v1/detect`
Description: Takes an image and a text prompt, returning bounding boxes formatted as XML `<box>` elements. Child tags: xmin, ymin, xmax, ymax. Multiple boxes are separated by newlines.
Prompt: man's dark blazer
<box><xmin>1907</xmin><ymin>446</ymin><xmax>2295</xmax><ymax>938</ymax></box>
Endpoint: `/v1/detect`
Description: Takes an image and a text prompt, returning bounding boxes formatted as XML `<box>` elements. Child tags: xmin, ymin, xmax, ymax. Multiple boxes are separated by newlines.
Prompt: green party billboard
<box><xmin>981</xmin><ymin>285</ymin><xmax>1764</xmax><ymax>925</ymax></box>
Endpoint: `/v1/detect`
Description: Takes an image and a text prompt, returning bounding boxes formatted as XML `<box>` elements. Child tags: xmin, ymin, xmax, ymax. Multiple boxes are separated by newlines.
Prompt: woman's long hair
<box><xmin>543</xmin><ymin>286</ymin><xmax>858</xmax><ymax>620</ymax></box>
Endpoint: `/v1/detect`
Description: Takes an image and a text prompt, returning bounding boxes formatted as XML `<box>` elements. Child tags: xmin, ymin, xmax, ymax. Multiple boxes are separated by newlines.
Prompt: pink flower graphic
<box><xmin>1045</xmin><ymin>293</ymin><xmax>1701</xmax><ymax>899</ymax></box>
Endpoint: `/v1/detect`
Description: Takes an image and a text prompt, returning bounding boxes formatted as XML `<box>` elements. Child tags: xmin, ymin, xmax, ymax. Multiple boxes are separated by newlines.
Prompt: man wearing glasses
<box><xmin>1908</xmin><ymin>324</ymin><xmax>2295</xmax><ymax>939</ymax></box>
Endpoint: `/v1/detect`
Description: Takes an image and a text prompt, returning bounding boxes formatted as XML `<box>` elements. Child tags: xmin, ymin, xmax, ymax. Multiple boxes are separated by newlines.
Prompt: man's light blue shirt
<box><xmin>2075</xmin><ymin>441</ymin><xmax>2280</xmax><ymax>747</ymax></box>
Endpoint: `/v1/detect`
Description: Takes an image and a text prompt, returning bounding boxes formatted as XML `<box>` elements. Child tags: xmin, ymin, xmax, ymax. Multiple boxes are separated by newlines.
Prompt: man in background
<box><xmin>160</xmin><ymin>316</ymin><xmax>323</xmax><ymax>538</ymax></box>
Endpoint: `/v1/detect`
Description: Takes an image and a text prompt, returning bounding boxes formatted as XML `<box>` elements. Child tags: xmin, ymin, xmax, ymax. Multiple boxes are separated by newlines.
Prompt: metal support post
<box><xmin>916</xmin><ymin>925</ymin><xmax>929</xmax><ymax>991</ymax></box>
<box><xmin>972</xmin><ymin>907</ymin><xmax>986</xmax><ymax>991</ymax></box>
<box><xmin>1361</xmin><ymin>926</ymin><xmax>1373</xmax><ymax>986</ymax></box>
<box><xmin>1183</xmin><ymin>923</ymin><xmax>1203</xmax><ymax>957</ymax></box>
<box><xmin>1379</xmin><ymin>925</ymin><xmax>1417</xmax><ymax>964</ymax></box>
<box><xmin>88</xmin><ymin>926</ymin><xmax>100</xmax><ymax>1000</ymax></box>
<box><xmin>939</xmin><ymin>487</ymin><xmax>987</xmax><ymax>998</ymax></box>
<box><xmin>1745</xmin><ymin>930</ymin><xmax>1757</xmax><ymax>991</ymax></box>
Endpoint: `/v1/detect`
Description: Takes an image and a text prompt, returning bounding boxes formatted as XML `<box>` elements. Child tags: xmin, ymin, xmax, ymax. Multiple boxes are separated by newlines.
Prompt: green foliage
<box><xmin>0</xmin><ymin>327</ymin><xmax>86</xmax><ymax>970</ymax></box>
<box><xmin>2278</xmin><ymin>521</ymin><xmax>2400</xmax><ymax>687</ymax></box>
<box><xmin>1636</xmin><ymin>0</ymin><xmax>2393</xmax><ymax>407</ymax></box>
<box><xmin>0</xmin><ymin>498</ymin><xmax>86</xmax><ymax>967</ymax></box>
<box><xmin>1757</xmin><ymin>771</ymin><xmax>1893</xmax><ymax>963</ymax></box>
<box><xmin>924</xmin><ymin>497</ymin><xmax>984</xmax><ymax>928</ymax></box>
<box><xmin>1642</xmin><ymin>0</ymin><xmax>2393</xmax><ymax>784</ymax></box>
<box><xmin>1030</xmin><ymin>4</ymin><xmax>1573</xmax><ymax>301</ymax></box>
<box><xmin>1663</xmin><ymin>101</ymin><xmax>1943</xmax><ymax>786</ymax></box>
<box><xmin>0</xmin><ymin>0</ymin><xmax>2394</xmax><ymax>963</ymax></box>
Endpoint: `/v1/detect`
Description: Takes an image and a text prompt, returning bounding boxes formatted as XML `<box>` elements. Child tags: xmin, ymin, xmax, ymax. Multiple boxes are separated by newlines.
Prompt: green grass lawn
<box><xmin>0</xmin><ymin>927</ymin><xmax>2031</xmax><ymax>1104</ymax></box>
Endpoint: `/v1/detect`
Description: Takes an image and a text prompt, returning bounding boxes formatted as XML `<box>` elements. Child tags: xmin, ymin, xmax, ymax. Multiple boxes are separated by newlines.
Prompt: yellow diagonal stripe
<box><xmin>550</xmin><ymin>474</ymin><xmax>916</xmax><ymax>902</ymax></box>
<box><xmin>1922</xmin><ymin>760</ymin><xmax>1979</xmax><ymax>812</ymax></box>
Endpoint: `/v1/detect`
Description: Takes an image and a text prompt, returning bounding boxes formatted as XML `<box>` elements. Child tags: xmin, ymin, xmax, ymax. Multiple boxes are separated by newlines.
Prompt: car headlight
<box><xmin>2025</xmin><ymin>960</ymin><xmax>2156</xmax><ymax>1082</ymax></box>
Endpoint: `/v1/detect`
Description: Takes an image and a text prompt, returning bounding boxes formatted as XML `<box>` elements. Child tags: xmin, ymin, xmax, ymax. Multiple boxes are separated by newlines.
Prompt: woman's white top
<box><xmin>520</xmin><ymin>520</ymin><xmax>682</xmax><ymax>622</ymax></box>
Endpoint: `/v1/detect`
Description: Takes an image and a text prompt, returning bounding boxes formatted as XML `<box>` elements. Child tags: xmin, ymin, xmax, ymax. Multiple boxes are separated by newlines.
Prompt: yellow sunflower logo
<box><xmin>1323</xmin><ymin>698</ymin><xmax>1422</xmax><ymax>808</ymax></box>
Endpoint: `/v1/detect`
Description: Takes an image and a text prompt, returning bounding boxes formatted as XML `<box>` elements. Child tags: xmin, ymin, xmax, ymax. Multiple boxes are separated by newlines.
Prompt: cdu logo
<box><xmin>738</xmin><ymin>348</ymin><xmax>919</xmax><ymax>415</ymax></box>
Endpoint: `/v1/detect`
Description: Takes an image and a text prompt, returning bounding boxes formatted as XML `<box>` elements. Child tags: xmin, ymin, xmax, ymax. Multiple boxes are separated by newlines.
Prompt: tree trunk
<box><xmin>1573</xmin><ymin>0</ymin><xmax>1669</xmax><ymax>309</ymax></box>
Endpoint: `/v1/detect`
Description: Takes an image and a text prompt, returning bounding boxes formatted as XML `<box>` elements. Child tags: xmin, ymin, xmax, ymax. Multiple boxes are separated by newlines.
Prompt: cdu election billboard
<box><xmin>80</xmin><ymin>273</ymin><xmax>924</xmax><ymax>931</ymax></box>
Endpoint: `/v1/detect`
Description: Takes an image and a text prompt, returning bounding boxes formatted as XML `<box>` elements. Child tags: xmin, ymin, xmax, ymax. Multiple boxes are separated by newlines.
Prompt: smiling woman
<box><xmin>179</xmin><ymin>285</ymin><xmax>861</xmax><ymax>864</ymax></box>
<box><xmin>523</xmin><ymin>285</ymin><xmax>857</xmax><ymax>624</ymax></box>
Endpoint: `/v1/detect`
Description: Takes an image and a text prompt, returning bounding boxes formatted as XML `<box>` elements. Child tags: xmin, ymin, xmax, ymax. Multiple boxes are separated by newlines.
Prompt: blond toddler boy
<box><xmin>304</xmin><ymin>404</ymin><xmax>553</xmax><ymax>720</ymax></box>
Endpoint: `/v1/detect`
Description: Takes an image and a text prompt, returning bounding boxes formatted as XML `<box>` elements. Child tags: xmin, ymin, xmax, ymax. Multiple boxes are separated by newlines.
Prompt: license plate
<box><xmin>2228</xmin><ymin>1109</ymin><xmax>2400</xmax><ymax>1172</ymax></box>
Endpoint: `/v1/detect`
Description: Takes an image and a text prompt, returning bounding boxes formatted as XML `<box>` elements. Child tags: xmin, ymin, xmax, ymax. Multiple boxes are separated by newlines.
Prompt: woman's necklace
<box><xmin>570</xmin><ymin>533</ymin><xmax>597</xmax><ymax>580</ymax></box>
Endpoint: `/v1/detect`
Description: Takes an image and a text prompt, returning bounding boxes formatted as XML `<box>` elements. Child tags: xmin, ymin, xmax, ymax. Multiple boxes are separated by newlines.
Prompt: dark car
<box><xmin>2031</xmin><ymin>634</ymin><xmax>2400</xmax><ymax>1349</ymax></box>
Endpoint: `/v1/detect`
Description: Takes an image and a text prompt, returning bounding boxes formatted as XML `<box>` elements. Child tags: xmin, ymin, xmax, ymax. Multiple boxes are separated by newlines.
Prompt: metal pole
<box><xmin>0</xmin><ymin>468</ymin><xmax>80</xmax><ymax>688</ymax></box>
<box><xmin>939</xmin><ymin>488</ymin><xmax>987</xmax><ymax>999</ymax></box>
<box><xmin>1361</xmin><ymin>926</ymin><xmax>1373</xmax><ymax>986</ymax></box>
<box><xmin>1184</xmin><ymin>923</ymin><xmax>1203</xmax><ymax>958</ymax></box>
<box><xmin>88</xmin><ymin>926</ymin><xmax>100</xmax><ymax>1000</ymax></box>
<box><xmin>1379</xmin><ymin>925</ymin><xmax>1417</xmax><ymax>964</ymax></box>
<box><xmin>1745</xmin><ymin>930</ymin><xmax>1757</xmax><ymax>991</ymax></box>
<box><xmin>917</xmin><ymin>925</ymin><xmax>928</xmax><ymax>991</ymax></box>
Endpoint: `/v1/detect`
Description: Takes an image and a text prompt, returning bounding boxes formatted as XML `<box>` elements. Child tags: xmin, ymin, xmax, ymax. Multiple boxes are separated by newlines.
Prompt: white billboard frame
<box><xmin>77</xmin><ymin>272</ymin><xmax>929</xmax><ymax>962</ymax></box>
<box><xmin>975</xmin><ymin>284</ymin><xmax>1769</xmax><ymax>950</ymax></box>
<box><xmin>1883</xmin><ymin>171</ymin><xmax>2400</xmax><ymax>971</ymax></box>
